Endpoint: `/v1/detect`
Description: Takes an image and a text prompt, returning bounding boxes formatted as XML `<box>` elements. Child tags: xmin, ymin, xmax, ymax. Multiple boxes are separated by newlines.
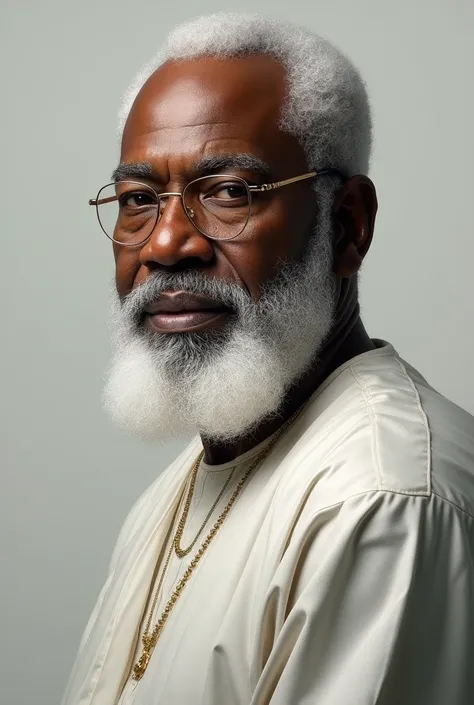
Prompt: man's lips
<box><xmin>143</xmin><ymin>292</ymin><xmax>232</xmax><ymax>333</ymax></box>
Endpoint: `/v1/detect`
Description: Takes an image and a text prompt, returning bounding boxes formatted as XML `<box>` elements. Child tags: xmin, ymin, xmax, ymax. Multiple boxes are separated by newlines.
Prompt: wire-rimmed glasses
<box><xmin>88</xmin><ymin>169</ymin><xmax>342</xmax><ymax>246</ymax></box>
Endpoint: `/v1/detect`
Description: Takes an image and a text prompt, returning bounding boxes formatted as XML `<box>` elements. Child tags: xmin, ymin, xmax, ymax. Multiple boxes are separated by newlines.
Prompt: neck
<box><xmin>201</xmin><ymin>281</ymin><xmax>375</xmax><ymax>465</ymax></box>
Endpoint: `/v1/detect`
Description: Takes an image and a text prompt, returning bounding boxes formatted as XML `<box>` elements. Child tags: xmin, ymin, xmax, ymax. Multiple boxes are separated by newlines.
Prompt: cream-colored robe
<box><xmin>62</xmin><ymin>343</ymin><xmax>474</xmax><ymax>705</ymax></box>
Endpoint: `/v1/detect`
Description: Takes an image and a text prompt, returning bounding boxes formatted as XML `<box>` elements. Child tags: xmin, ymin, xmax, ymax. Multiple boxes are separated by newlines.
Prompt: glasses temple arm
<box><xmin>88</xmin><ymin>195</ymin><xmax>118</xmax><ymax>206</ymax></box>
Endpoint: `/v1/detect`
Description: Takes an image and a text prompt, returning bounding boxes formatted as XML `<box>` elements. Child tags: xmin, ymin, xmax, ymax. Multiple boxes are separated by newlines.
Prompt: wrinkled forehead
<box><xmin>121</xmin><ymin>55</ymin><xmax>306</xmax><ymax>172</ymax></box>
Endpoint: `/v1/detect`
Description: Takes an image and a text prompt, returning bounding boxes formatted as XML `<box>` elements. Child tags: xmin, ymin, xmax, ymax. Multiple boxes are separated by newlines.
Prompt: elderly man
<box><xmin>63</xmin><ymin>13</ymin><xmax>474</xmax><ymax>705</ymax></box>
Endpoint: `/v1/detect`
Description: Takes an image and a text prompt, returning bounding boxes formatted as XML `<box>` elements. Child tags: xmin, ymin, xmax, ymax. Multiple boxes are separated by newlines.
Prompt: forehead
<box><xmin>120</xmin><ymin>55</ymin><xmax>307</xmax><ymax>177</ymax></box>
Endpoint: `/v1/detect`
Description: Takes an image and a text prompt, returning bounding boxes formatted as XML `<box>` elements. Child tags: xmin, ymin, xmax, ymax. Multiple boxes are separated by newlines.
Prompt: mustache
<box><xmin>120</xmin><ymin>270</ymin><xmax>252</xmax><ymax>327</ymax></box>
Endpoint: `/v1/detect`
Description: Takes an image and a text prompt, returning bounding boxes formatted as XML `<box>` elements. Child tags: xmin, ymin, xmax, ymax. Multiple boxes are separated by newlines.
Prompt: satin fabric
<box><xmin>62</xmin><ymin>343</ymin><xmax>474</xmax><ymax>705</ymax></box>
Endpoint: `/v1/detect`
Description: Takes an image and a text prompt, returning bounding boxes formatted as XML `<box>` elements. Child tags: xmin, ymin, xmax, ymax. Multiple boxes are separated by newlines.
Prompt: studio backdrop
<box><xmin>1</xmin><ymin>2</ymin><xmax>473</xmax><ymax>705</ymax></box>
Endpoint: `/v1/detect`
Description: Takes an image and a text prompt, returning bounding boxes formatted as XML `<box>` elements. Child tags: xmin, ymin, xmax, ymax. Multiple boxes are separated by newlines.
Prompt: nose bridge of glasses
<box><xmin>157</xmin><ymin>190</ymin><xmax>195</xmax><ymax>221</ymax></box>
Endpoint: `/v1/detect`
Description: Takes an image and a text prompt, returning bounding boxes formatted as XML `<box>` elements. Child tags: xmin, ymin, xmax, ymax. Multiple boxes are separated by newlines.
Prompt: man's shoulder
<box><xmin>277</xmin><ymin>344</ymin><xmax>474</xmax><ymax>519</ymax></box>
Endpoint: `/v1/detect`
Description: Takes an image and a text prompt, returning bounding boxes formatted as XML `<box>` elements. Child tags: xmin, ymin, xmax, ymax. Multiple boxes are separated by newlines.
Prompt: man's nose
<box><xmin>138</xmin><ymin>195</ymin><xmax>215</xmax><ymax>269</ymax></box>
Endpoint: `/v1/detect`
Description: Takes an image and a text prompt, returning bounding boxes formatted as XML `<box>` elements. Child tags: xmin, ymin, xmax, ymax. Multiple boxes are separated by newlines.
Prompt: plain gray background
<box><xmin>2</xmin><ymin>1</ymin><xmax>473</xmax><ymax>703</ymax></box>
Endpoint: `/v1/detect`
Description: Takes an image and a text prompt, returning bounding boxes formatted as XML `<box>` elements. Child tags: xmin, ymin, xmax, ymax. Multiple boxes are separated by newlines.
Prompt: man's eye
<box><xmin>209</xmin><ymin>183</ymin><xmax>249</xmax><ymax>201</ymax></box>
<box><xmin>119</xmin><ymin>192</ymin><xmax>156</xmax><ymax>208</ymax></box>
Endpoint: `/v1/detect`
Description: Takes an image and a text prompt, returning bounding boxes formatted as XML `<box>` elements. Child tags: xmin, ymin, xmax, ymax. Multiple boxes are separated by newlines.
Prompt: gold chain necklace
<box><xmin>132</xmin><ymin>403</ymin><xmax>307</xmax><ymax>682</ymax></box>
<box><xmin>133</xmin><ymin>454</ymin><xmax>237</xmax><ymax>667</ymax></box>
<box><xmin>174</xmin><ymin>454</ymin><xmax>237</xmax><ymax>558</ymax></box>
<box><xmin>136</xmin><ymin>458</ymin><xmax>235</xmax><ymax>661</ymax></box>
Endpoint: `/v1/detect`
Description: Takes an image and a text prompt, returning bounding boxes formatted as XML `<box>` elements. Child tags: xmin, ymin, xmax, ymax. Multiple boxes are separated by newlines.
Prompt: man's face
<box><xmin>104</xmin><ymin>55</ymin><xmax>337</xmax><ymax>441</ymax></box>
<box><xmin>116</xmin><ymin>54</ymin><xmax>318</xmax><ymax>309</ymax></box>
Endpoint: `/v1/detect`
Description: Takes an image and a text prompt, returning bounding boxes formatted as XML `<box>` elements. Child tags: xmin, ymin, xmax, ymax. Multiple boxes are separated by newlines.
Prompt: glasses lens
<box><xmin>96</xmin><ymin>181</ymin><xmax>158</xmax><ymax>245</ymax></box>
<box><xmin>183</xmin><ymin>175</ymin><xmax>250</xmax><ymax>240</ymax></box>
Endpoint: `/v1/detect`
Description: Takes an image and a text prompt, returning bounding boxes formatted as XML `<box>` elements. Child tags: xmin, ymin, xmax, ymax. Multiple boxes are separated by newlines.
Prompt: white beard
<box><xmin>103</xmin><ymin>200</ymin><xmax>337</xmax><ymax>442</ymax></box>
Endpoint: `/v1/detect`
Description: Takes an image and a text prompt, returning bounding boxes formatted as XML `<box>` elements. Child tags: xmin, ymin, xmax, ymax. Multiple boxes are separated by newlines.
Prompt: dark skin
<box><xmin>117</xmin><ymin>54</ymin><xmax>378</xmax><ymax>464</ymax></box>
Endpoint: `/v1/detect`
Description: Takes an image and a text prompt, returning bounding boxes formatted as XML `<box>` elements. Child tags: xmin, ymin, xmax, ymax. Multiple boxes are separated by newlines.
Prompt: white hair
<box><xmin>118</xmin><ymin>13</ymin><xmax>372</xmax><ymax>176</ymax></box>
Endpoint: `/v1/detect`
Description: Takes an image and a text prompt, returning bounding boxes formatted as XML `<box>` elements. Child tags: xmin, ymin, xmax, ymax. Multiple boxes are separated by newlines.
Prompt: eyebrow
<box><xmin>111</xmin><ymin>153</ymin><xmax>273</xmax><ymax>183</ymax></box>
<box><xmin>111</xmin><ymin>162</ymin><xmax>154</xmax><ymax>182</ymax></box>
<box><xmin>193</xmin><ymin>154</ymin><xmax>272</xmax><ymax>178</ymax></box>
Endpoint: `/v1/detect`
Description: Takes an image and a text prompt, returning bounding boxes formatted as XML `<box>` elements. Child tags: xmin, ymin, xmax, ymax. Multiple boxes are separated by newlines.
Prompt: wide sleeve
<box><xmin>70</xmin><ymin>440</ymin><xmax>198</xmax><ymax>661</ymax></box>
<box><xmin>60</xmin><ymin>487</ymin><xmax>155</xmax><ymax>705</ymax></box>
<box><xmin>251</xmin><ymin>490</ymin><xmax>474</xmax><ymax>705</ymax></box>
<box><xmin>71</xmin><ymin>482</ymin><xmax>154</xmax><ymax>659</ymax></box>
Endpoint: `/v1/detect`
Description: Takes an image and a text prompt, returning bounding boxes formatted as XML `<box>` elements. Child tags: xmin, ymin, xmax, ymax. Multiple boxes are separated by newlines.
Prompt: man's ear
<box><xmin>332</xmin><ymin>175</ymin><xmax>378</xmax><ymax>278</ymax></box>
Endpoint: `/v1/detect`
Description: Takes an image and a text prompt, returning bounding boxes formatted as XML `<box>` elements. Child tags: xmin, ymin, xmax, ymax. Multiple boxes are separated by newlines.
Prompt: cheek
<box><xmin>114</xmin><ymin>248</ymin><xmax>142</xmax><ymax>297</ymax></box>
<box><xmin>261</xmin><ymin>193</ymin><xmax>315</xmax><ymax>257</ymax></box>
<box><xmin>221</xmin><ymin>198</ymin><xmax>312</xmax><ymax>298</ymax></box>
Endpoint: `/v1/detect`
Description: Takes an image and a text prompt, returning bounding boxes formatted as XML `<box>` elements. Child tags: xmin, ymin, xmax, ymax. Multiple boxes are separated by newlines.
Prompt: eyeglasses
<box><xmin>88</xmin><ymin>168</ymin><xmax>342</xmax><ymax>245</ymax></box>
